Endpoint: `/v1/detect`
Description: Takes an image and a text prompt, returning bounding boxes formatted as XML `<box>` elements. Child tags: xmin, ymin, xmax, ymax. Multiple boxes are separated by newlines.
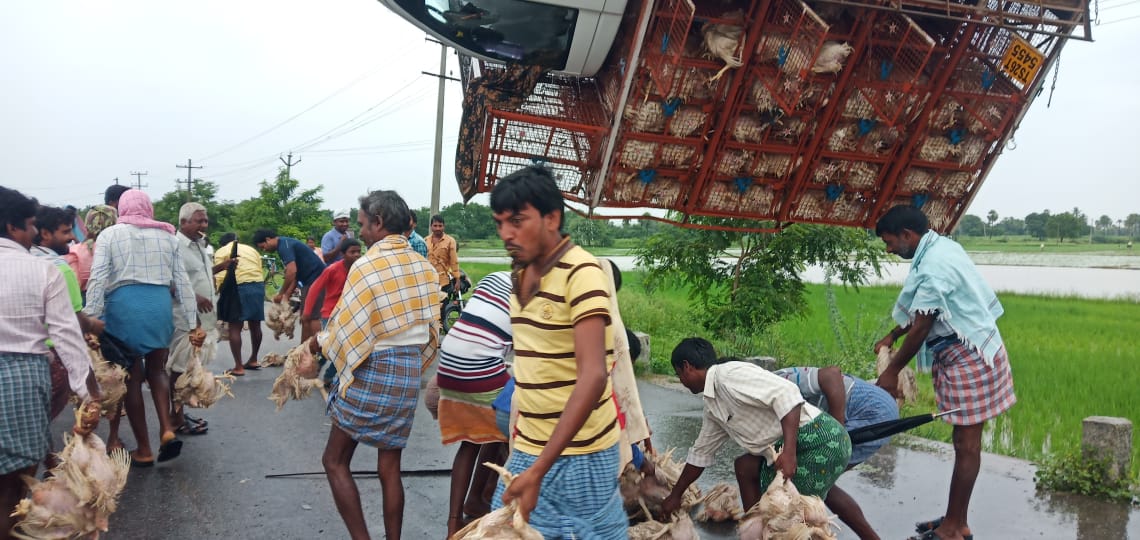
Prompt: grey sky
<box><xmin>2</xmin><ymin>0</ymin><xmax>1137</xmax><ymax>223</ymax></box>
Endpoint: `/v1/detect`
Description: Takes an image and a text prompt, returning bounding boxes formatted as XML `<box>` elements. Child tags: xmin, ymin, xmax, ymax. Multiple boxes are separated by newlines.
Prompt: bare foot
<box><xmin>463</xmin><ymin>499</ymin><xmax>490</xmax><ymax>519</ymax></box>
<box><xmin>446</xmin><ymin>516</ymin><xmax>469</xmax><ymax>539</ymax></box>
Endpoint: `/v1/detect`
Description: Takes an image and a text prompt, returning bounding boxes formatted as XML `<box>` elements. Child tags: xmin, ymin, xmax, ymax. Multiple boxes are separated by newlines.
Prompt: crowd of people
<box><xmin>0</xmin><ymin>174</ymin><xmax>1014</xmax><ymax>540</ymax></box>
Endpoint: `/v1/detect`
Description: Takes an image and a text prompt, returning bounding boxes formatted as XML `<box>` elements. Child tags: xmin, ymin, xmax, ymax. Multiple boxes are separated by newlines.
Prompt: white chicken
<box><xmin>266</xmin><ymin>300</ymin><xmax>299</xmax><ymax>340</ymax></box>
<box><xmin>451</xmin><ymin>463</ymin><xmax>543</xmax><ymax>540</ymax></box>
<box><xmin>260</xmin><ymin>352</ymin><xmax>286</xmax><ymax>367</ymax></box>
<box><xmin>268</xmin><ymin>343</ymin><xmax>324</xmax><ymax>411</ymax></box>
<box><xmin>86</xmin><ymin>334</ymin><xmax>128</xmax><ymax>418</ymax></box>
<box><xmin>627</xmin><ymin>512</ymin><xmax>699</xmax><ymax>540</ymax></box>
<box><xmin>701</xmin><ymin>12</ymin><xmax>746</xmax><ymax>82</ymax></box>
<box><xmin>694</xmin><ymin>482</ymin><xmax>744</xmax><ymax>522</ymax></box>
<box><xmin>811</xmin><ymin>42</ymin><xmax>853</xmax><ymax>74</ymax></box>
<box><xmin>738</xmin><ymin>468</ymin><xmax>838</xmax><ymax>540</ymax></box>
<box><xmin>173</xmin><ymin>342</ymin><xmax>236</xmax><ymax>409</ymax></box>
<box><xmin>876</xmin><ymin>347</ymin><xmax>918</xmax><ymax>407</ymax></box>
<box><xmin>10</xmin><ymin>405</ymin><xmax>131</xmax><ymax>540</ymax></box>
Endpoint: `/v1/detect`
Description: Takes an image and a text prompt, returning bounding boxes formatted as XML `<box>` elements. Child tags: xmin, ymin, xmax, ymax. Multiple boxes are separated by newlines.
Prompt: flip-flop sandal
<box><xmin>916</xmin><ymin>517</ymin><xmax>944</xmax><ymax>534</ymax></box>
<box><xmin>184</xmin><ymin>414</ymin><xmax>208</xmax><ymax>428</ymax></box>
<box><xmin>908</xmin><ymin>530</ymin><xmax>973</xmax><ymax>540</ymax></box>
<box><xmin>175</xmin><ymin>422</ymin><xmax>208</xmax><ymax>436</ymax></box>
<box><xmin>243</xmin><ymin>362</ymin><xmax>262</xmax><ymax>370</ymax></box>
<box><xmin>226</xmin><ymin>369</ymin><xmax>245</xmax><ymax>377</ymax></box>
<box><xmin>157</xmin><ymin>439</ymin><xmax>183</xmax><ymax>462</ymax></box>
<box><xmin>130</xmin><ymin>455</ymin><xmax>155</xmax><ymax>468</ymax></box>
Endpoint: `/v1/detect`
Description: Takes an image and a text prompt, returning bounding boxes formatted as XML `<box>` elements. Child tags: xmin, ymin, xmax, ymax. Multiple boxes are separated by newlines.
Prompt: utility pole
<box><xmin>113</xmin><ymin>177</ymin><xmax>120</xmax><ymax>185</ymax></box>
<box><xmin>176</xmin><ymin>159</ymin><xmax>203</xmax><ymax>202</ymax></box>
<box><xmin>280</xmin><ymin>152</ymin><xmax>301</xmax><ymax>180</ymax></box>
<box><xmin>129</xmin><ymin>171</ymin><xmax>148</xmax><ymax>190</ymax></box>
<box><xmin>422</xmin><ymin>39</ymin><xmax>459</xmax><ymax>217</ymax></box>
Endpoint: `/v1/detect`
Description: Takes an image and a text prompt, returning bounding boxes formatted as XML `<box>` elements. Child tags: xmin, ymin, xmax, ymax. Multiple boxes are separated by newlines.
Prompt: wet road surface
<box><xmin>51</xmin><ymin>332</ymin><xmax>1139</xmax><ymax>539</ymax></box>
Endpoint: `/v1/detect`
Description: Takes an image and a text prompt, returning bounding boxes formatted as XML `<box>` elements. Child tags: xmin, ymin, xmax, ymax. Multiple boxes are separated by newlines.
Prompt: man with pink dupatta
<box><xmin>84</xmin><ymin>189</ymin><xmax>199</xmax><ymax>466</ymax></box>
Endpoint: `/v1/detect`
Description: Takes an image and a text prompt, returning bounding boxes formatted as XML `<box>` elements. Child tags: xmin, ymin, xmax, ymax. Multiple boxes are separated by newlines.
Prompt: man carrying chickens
<box><xmin>873</xmin><ymin>205</ymin><xmax>1015</xmax><ymax>540</ymax></box>
<box><xmin>660</xmin><ymin>338</ymin><xmax>851</xmax><ymax>517</ymax></box>
<box><xmin>488</xmin><ymin>166</ymin><xmax>627</xmax><ymax>538</ymax></box>
<box><xmin>1</xmin><ymin>185</ymin><xmax>101</xmax><ymax>537</ymax></box>
<box><xmin>168</xmin><ymin>202</ymin><xmax>225</xmax><ymax>436</ymax></box>
<box><xmin>309</xmin><ymin>189</ymin><xmax>437</xmax><ymax>540</ymax></box>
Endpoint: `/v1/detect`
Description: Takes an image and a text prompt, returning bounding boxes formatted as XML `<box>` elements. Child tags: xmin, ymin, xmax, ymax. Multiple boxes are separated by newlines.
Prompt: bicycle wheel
<box><xmin>442</xmin><ymin>301</ymin><xmax>462</xmax><ymax>334</ymax></box>
<box><xmin>264</xmin><ymin>273</ymin><xmax>285</xmax><ymax>301</ymax></box>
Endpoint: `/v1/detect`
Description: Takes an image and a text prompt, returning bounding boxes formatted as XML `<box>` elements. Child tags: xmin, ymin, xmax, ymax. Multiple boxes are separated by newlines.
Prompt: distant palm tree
<box><xmin>986</xmin><ymin>210</ymin><xmax>998</xmax><ymax>237</ymax></box>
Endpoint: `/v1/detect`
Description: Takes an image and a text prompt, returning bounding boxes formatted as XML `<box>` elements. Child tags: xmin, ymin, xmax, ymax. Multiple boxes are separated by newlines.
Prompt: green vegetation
<box><xmin>1035</xmin><ymin>451</ymin><xmax>1138</xmax><ymax>502</ymax></box>
<box><xmin>461</xmin><ymin>261</ymin><xmax>1140</xmax><ymax>490</ymax></box>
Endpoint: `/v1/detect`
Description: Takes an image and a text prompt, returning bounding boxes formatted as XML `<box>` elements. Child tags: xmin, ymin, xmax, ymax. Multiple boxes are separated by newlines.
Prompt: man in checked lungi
<box><xmin>0</xmin><ymin>186</ymin><xmax>102</xmax><ymax>537</ymax></box>
<box><xmin>874</xmin><ymin>204</ymin><xmax>1016</xmax><ymax>540</ymax></box>
<box><xmin>309</xmin><ymin>189</ymin><xmax>438</xmax><ymax>540</ymax></box>
<box><xmin>489</xmin><ymin>166</ymin><xmax>628</xmax><ymax>539</ymax></box>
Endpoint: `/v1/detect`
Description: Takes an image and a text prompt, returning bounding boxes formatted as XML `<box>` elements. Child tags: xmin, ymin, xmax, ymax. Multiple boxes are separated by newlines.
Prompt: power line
<box><xmin>129</xmin><ymin>171</ymin><xmax>149</xmax><ymax>190</ymax></box>
<box><xmin>1099</xmin><ymin>0</ymin><xmax>1140</xmax><ymax>11</ymax></box>
<box><xmin>1099</xmin><ymin>12</ymin><xmax>1140</xmax><ymax>24</ymax></box>
<box><xmin>196</xmin><ymin>63</ymin><xmax>393</xmax><ymax>161</ymax></box>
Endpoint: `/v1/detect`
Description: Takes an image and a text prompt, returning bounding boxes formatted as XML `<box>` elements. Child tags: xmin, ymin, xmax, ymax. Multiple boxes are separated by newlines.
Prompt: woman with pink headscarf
<box><xmin>83</xmin><ymin>189</ymin><xmax>197</xmax><ymax>465</ymax></box>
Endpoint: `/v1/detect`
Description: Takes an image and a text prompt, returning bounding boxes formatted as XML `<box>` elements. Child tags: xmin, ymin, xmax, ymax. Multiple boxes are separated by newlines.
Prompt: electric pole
<box><xmin>129</xmin><ymin>171</ymin><xmax>148</xmax><ymax>190</ymax></box>
<box><xmin>280</xmin><ymin>152</ymin><xmax>301</xmax><ymax>180</ymax></box>
<box><xmin>422</xmin><ymin>39</ymin><xmax>459</xmax><ymax>217</ymax></box>
<box><xmin>176</xmin><ymin>159</ymin><xmax>203</xmax><ymax>202</ymax></box>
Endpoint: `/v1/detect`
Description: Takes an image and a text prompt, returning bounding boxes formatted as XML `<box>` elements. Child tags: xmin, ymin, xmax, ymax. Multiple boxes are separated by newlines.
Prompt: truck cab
<box><xmin>379</xmin><ymin>0</ymin><xmax>627</xmax><ymax>76</ymax></box>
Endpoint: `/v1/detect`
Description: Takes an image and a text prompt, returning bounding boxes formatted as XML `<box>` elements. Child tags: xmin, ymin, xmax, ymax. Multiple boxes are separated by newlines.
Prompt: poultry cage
<box><xmin>455</xmin><ymin>0</ymin><xmax>1090</xmax><ymax>232</ymax></box>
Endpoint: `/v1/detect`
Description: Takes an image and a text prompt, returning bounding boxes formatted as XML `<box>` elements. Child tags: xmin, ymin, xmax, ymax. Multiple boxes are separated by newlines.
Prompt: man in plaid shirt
<box><xmin>310</xmin><ymin>190</ymin><xmax>437</xmax><ymax>540</ymax></box>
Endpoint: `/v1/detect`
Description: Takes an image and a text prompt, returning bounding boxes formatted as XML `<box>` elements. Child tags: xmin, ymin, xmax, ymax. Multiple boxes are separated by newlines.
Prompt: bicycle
<box><xmin>440</xmin><ymin>271</ymin><xmax>471</xmax><ymax>334</ymax></box>
<box><xmin>262</xmin><ymin>255</ymin><xmax>285</xmax><ymax>302</ymax></box>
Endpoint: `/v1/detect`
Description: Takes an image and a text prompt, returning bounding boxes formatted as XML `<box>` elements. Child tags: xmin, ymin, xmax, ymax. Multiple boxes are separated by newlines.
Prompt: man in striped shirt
<box><xmin>489</xmin><ymin>166</ymin><xmax>625</xmax><ymax>538</ymax></box>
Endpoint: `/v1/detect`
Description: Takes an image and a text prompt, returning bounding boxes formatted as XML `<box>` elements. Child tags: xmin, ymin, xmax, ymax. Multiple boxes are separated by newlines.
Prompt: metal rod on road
<box><xmin>266</xmin><ymin>469</ymin><xmax>451</xmax><ymax>479</ymax></box>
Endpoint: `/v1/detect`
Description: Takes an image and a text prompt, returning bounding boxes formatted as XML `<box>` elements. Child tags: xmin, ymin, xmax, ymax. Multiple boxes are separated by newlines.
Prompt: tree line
<box><xmin>954</xmin><ymin>208</ymin><xmax>1140</xmax><ymax>243</ymax></box>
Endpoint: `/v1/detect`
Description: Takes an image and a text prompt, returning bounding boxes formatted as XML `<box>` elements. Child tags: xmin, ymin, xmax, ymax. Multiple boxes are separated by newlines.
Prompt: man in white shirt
<box><xmin>169</xmin><ymin>203</ymin><xmax>224</xmax><ymax>435</ymax></box>
<box><xmin>660</xmin><ymin>337</ymin><xmax>851</xmax><ymax>515</ymax></box>
<box><xmin>0</xmin><ymin>186</ymin><xmax>100</xmax><ymax>537</ymax></box>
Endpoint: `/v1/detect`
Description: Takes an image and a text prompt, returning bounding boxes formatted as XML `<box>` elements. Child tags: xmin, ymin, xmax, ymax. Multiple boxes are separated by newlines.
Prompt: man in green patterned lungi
<box><xmin>661</xmin><ymin>337</ymin><xmax>851</xmax><ymax>513</ymax></box>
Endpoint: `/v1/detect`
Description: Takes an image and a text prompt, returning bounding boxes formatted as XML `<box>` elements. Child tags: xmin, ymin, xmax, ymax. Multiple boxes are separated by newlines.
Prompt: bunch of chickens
<box><xmin>738</xmin><ymin>470</ymin><xmax>838</xmax><ymax>540</ymax></box>
<box><xmin>451</xmin><ymin>463</ymin><xmax>542</xmax><ymax>539</ymax></box>
<box><xmin>259</xmin><ymin>352</ymin><xmax>286</xmax><ymax>367</ymax></box>
<box><xmin>266</xmin><ymin>300</ymin><xmax>299</xmax><ymax>340</ymax></box>
<box><xmin>618</xmin><ymin>448</ymin><xmax>708</xmax><ymax>539</ymax></box>
<box><xmin>268</xmin><ymin>343</ymin><xmax>323</xmax><ymax>411</ymax></box>
<box><xmin>10</xmin><ymin>405</ymin><xmax>131</xmax><ymax>540</ymax></box>
<box><xmin>173</xmin><ymin>339</ymin><xmax>236</xmax><ymax>409</ymax></box>
<box><xmin>876</xmin><ymin>347</ymin><xmax>918</xmax><ymax>407</ymax></box>
<box><xmin>85</xmin><ymin>335</ymin><xmax>127</xmax><ymax>418</ymax></box>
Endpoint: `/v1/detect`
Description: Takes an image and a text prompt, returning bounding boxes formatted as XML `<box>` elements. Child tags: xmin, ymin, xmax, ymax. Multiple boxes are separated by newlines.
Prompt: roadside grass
<box><xmin>957</xmin><ymin>235</ymin><xmax>1137</xmax><ymax>253</ymax></box>
<box><xmin>458</xmin><ymin>261</ymin><xmax>1140</xmax><ymax>476</ymax></box>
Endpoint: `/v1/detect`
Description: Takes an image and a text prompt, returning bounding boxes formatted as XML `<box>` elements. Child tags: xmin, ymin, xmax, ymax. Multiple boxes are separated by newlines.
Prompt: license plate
<box><xmin>1000</xmin><ymin>35</ymin><xmax>1045</xmax><ymax>87</ymax></box>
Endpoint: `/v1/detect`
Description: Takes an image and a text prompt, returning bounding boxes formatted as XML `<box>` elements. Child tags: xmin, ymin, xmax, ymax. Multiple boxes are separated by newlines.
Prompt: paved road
<box><xmin>50</xmin><ymin>332</ymin><xmax>1139</xmax><ymax>539</ymax></box>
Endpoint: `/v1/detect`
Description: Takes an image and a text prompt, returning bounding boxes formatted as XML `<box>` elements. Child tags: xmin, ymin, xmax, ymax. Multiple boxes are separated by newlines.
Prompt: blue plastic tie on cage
<box><xmin>857</xmin><ymin>118</ymin><xmax>876</xmax><ymax>136</ymax></box>
<box><xmin>733</xmin><ymin>177</ymin><xmax>753</xmax><ymax>194</ymax></box>
<box><xmin>912</xmin><ymin>193</ymin><xmax>929</xmax><ymax>209</ymax></box>
<box><xmin>661</xmin><ymin>34</ymin><xmax>669</xmax><ymax>54</ymax></box>
<box><xmin>777</xmin><ymin>45</ymin><xmax>789</xmax><ymax>67</ymax></box>
<box><xmin>662</xmin><ymin>98</ymin><xmax>682</xmax><ymax>117</ymax></box>
<box><xmin>981</xmin><ymin>69</ymin><xmax>997</xmax><ymax>90</ymax></box>
<box><xmin>880</xmin><ymin>60</ymin><xmax>894</xmax><ymax>81</ymax></box>
<box><xmin>947</xmin><ymin>128</ymin><xmax>965</xmax><ymax>145</ymax></box>
<box><xmin>638</xmin><ymin>169</ymin><xmax>658</xmax><ymax>184</ymax></box>
<box><xmin>825</xmin><ymin>184</ymin><xmax>843</xmax><ymax>201</ymax></box>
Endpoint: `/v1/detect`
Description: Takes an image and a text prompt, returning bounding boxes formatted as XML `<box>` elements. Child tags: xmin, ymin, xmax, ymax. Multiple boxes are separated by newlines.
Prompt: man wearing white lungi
<box><xmin>169</xmin><ymin>202</ymin><xmax>221</xmax><ymax>435</ymax></box>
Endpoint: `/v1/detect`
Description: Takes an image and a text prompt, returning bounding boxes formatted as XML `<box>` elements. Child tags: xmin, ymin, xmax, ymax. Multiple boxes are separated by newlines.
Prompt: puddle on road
<box><xmin>648</xmin><ymin>411</ymin><xmax>1140</xmax><ymax>539</ymax></box>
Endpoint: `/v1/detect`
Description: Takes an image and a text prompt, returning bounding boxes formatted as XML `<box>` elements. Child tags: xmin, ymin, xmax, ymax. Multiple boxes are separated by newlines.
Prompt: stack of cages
<box><xmin>897</xmin><ymin>2</ymin><xmax>1070</xmax><ymax>231</ymax></box>
<box><xmin>696</xmin><ymin>0</ymin><xmax>834</xmax><ymax>220</ymax></box>
<box><xmin>474</xmin><ymin>61</ymin><xmax>613</xmax><ymax>205</ymax></box>
<box><xmin>794</xmin><ymin>11</ymin><xmax>938</xmax><ymax>227</ymax></box>
<box><xmin>605</xmin><ymin>0</ymin><xmax>735</xmax><ymax>211</ymax></box>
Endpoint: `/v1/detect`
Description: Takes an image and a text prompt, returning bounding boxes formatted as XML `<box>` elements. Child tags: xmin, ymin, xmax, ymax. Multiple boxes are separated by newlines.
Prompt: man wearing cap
<box><xmin>322</xmin><ymin>209</ymin><xmax>354</xmax><ymax>264</ymax></box>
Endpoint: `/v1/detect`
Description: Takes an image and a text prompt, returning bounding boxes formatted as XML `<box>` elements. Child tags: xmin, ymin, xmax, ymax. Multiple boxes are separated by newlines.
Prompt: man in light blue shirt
<box><xmin>407</xmin><ymin>211</ymin><xmax>428</xmax><ymax>259</ymax></box>
<box><xmin>320</xmin><ymin>209</ymin><xmax>353</xmax><ymax>264</ymax></box>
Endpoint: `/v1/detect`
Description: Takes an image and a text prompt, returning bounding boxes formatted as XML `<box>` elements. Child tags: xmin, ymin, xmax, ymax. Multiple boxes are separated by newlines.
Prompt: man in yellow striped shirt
<box><xmin>489</xmin><ymin>167</ymin><xmax>625</xmax><ymax>538</ymax></box>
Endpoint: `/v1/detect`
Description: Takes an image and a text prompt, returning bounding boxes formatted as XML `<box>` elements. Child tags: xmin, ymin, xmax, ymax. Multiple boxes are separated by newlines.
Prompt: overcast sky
<box><xmin>2</xmin><ymin>0</ymin><xmax>1138</xmax><ymax>224</ymax></box>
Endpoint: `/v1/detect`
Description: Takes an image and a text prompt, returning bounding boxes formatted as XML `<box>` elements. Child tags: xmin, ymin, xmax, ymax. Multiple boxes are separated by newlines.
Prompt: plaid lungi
<box><xmin>0</xmin><ymin>353</ymin><xmax>51</xmax><ymax>474</ymax></box>
<box><xmin>759</xmin><ymin>414</ymin><xmax>852</xmax><ymax>498</ymax></box>
<box><xmin>492</xmin><ymin>443</ymin><xmax>626</xmax><ymax>540</ymax></box>
<box><xmin>327</xmin><ymin>345</ymin><xmax>420</xmax><ymax>449</ymax></box>
<box><xmin>929</xmin><ymin>336</ymin><xmax>1016</xmax><ymax>425</ymax></box>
